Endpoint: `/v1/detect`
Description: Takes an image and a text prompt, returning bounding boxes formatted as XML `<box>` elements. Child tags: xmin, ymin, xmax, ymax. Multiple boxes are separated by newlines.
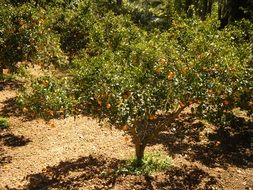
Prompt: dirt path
<box><xmin>0</xmin><ymin>82</ymin><xmax>253</xmax><ymax>190</ymax></box>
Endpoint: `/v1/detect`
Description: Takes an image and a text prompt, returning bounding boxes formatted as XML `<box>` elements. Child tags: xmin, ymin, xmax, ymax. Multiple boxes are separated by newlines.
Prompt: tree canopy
<box><xmin>1</xmin><ymin>0</ymin><xmax>252</xmax><ymax>162</ymax></box>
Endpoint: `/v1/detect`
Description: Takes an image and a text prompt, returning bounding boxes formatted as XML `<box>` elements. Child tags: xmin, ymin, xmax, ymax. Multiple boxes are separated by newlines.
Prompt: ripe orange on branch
<box><xmin>149</xmin><ymin>115</ymin><xmax>157</xmax><ymax>120</ymax></box>
<box><xmin>159</xmin><ymin>58</ymin><xmax>167</xmax><ymax>65</ymax></box>
<box><xmin>167</xmin><ymin>71</ymin><xmax>175</xmax><ymax>80</ymax></box>
<box><xmin>97</xmin><ymin>100</ymin><xmax>102</xmax><ymax>106</ymax></box>
<box><xmin>106</xmin><ymin>103</ymin><xmax>111</xmax><ymax>109</ymax></box>
<box><xmin>223</xmin><ymin>100</ymin><xmax>229</xmax><ymax>106</ymax></box>
<box><xmin>122</xmin><ymin>125</ymin><xmax>129</xmax><ymax>131</ymax></box>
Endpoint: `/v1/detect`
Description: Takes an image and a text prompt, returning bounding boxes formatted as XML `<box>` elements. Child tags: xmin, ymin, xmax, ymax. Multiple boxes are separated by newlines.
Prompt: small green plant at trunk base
<box><xmin>116</xmin><ymin>151</ymin><xmax>172</xmax><ymax>175</ymax></box>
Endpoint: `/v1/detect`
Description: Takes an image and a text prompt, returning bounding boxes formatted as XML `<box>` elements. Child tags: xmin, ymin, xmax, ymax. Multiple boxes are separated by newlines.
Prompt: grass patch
<box><xmin>0</xmin><ymin>117</ymin><xmax>9</xmax><ymax>129</ymax></box>
<box><xmin>115</xmin><ymin>151</ymin><xmax>172</xmax><ymax>175</ymax></box>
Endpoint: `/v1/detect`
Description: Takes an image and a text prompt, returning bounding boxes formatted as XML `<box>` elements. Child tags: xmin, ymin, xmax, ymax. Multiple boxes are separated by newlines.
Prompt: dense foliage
<box><xmin>1</xmin><ymin>0</ymin><xmax>252</xmax><ymax>162</ymax></box>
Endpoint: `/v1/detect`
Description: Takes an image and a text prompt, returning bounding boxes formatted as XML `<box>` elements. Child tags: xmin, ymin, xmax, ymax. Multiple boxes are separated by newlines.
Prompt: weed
<box><xmin>0</xmin><ymin>117</ymin><xmax>9</xmax><ymax>129</ymax></box>
<box><xmin>116</xmin><ymin>151</ymin><xmax>172</xmax><ymax>175</ymax></box>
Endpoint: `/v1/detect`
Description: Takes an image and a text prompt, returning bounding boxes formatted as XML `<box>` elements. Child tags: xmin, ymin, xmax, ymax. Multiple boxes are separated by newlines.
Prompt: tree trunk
<box><xmin>207</xmin><ymin>0</ymin><xmax>212</xmax><ymax>15</ymax></box>
<box><xmin>218</xmin><ymin>0</ymin><xmax>222</xmax><ymax>20</ymax></box>
<box><xmin>201</xmin><ymin>0</ymin><xmax>208</xmax><ymax>20</ymax></box>
<box><xmin>129</xmin><ymin>123</ymin><xmax>147</xmax><ymax>166</ymax></box>
<box><xmin>135</xmin><ymin>141</ymin><xmax>146</xmax><ymax>166</ymax></box>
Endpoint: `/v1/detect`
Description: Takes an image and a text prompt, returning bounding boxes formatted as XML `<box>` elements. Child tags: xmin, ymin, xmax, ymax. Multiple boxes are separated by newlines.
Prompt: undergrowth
<box><xmin>108</xmin><ymin>151</ymin><xmax>172</xmax><ymax>176</ymax></box>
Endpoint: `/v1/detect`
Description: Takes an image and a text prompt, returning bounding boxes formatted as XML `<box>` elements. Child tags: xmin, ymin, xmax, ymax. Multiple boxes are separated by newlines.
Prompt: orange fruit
<box><xmin>167</xmin><ymin>71</ymin><xmax>175</xmax><ymax>80</ymax></box>
<box><xmin>149</xmin><ymin>115</ymin><xmax>157</xmax><ymax>120</ymax></box>
<box><xmin>159</xmin><ymin>58</ymin><xmax>167</xmax><ymax>65</ymax></box>
<box><xmin>97</xmin><ymin>100</ymin><xmax>102</xmax><ymax>106</ymax></box>
<box><xmin>122</xmin><ymin>125</ymin><xmax>129</xmax><ymax>131</ymax></box>
<box><xmin>43</xmin><ymin>80</ymin><xmax>49</xmax><ymax>87</ymax></box>
<box><xmin>215</xmin><ymin>141</ymin><xmax>221</xmax><ymax>146</ymax></box>
<box><xmin>223</xmin><ymin>100</ymin><xmax>229</xmax><ymax>106</ymax></box>
<box><xmin>106</xmin><ymin>103</ymin><xmax>111</xmax><ymax>109</ymax></box>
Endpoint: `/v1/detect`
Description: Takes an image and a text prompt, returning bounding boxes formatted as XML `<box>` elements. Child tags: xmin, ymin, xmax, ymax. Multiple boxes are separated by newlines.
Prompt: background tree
<box><xmin>218</xmin><ymin>0</ymin><xmax>253</xmax><ymax>28</ymax></box>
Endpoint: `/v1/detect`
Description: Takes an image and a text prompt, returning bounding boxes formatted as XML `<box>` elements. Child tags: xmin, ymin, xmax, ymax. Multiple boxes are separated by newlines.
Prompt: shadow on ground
<box><xmin>0</xmin><ymin>97</ymin><xmax>27</xmax><ymax>119</ymax></box>
<box><xmin>156</xmin><ymin>165</ymin><xmax>219</xmax><ymax>190</ymax></box>
<box><xmin>0</xmin><ymin>147</ymin><xmax>12</xmax><ymax>166</ymax></box>
<box><xmin>0</xmin><ymin>133</ymin><xmax>31</xmax><ymax>147</ymax></box>
<box><xmin>153</xmin><ymin>113</ymin><xmax>253</xmax><ymax>169</ymax></box>
<box><xmin>0</xmin><ymin>79</ymin><xmax>27</xmax><ymax>119</ymax></box>
<box><xmin>21</xmin><ymin>156</ymin><xmax>123</xmax><ymax>190</ymax></box>
<box><xmin>0</xmin><ymin>129</ymin><xmax>25</xmax><ymax>166</ymax></box>
<box><xmin>0</xmin><ymin>80</ymin><xmax>23</xmax><ymax>91</ymax></box>
<box><xmin>0</xmin><ymin>129</ymin><xmax>31</xmax><ymax>166</ymax></box>
<box><xmin>14</xmin><ymin>155</ymin><xmax>219</xmax><ymax>190</ymax></box>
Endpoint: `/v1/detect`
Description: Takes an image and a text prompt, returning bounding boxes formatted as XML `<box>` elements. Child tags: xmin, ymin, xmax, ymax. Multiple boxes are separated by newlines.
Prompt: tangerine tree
<box><xmin>0</xmin><ymin>2</ymin><xmax>68</xmax><ymax>74</ymax></box>
<box><xmin>15</xmin><ymin>1</ymin><xmax>253</xmax><ymax>165</ymax></box>
<box><xmin>71</xmin><ymin>15</ymin><xmax>252</xmax><ymax>164</ymax></box>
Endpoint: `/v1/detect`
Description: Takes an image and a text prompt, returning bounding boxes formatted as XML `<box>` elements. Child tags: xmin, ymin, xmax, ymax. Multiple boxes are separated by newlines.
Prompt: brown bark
<box><xmin>130</xmin><ymin>106</ymin><xmax>186</xmax><ymax>166</ymax></box>
<box><xmin>129</xmin><ymin>125</ymin><xmax>146</xmax><ymax>166</ymax></box>
<box><xmin>207</xmin><ymin>0</ymin><xmax>212</xmax><ymax>14</ymax></box>
<box><xmin>201</xmin><ymin>0</ymin><xmax>208</xmax><ymax>20</ymax></box>
<box><xmin>135</xmin><ymin>141</ymin><xmax>146</xmax><ymax>166</ymax></box>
